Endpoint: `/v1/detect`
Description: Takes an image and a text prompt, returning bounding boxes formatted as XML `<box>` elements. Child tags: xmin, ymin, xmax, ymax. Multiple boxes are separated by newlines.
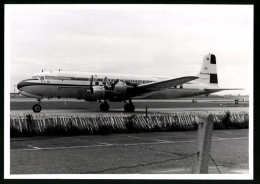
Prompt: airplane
<box><xmin>17</xmin><ymin>53</ymin><xmax>240</xmax><ymax>113</ymax></box>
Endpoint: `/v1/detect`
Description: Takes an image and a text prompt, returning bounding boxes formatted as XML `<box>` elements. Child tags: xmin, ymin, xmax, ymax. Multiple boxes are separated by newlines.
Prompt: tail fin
<box><xmin>196</xmin><ymin>53</ymin><xmax>219</xmax><ymax>87</ymax></box>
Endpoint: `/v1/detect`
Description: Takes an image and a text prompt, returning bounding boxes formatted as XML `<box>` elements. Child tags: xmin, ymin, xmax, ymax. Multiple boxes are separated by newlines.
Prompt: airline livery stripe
<box><xmin>18</xmin><ymin>81</ymin><xmax>91</xmax><ymax>89</ymax></box>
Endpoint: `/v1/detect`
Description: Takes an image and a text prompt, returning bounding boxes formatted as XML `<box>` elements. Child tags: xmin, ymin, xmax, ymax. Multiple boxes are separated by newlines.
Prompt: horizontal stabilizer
<box><xmin>138</xmin><ymin>76</ymin><xmax>198</xmax><ymax>91</ymax></box>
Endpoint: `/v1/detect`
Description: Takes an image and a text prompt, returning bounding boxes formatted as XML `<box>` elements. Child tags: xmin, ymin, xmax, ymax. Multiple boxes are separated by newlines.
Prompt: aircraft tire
<box><xmin>100</xmin><ymin>103</ymin><xmax>109</xmax><ymax>112</ymax></box>
<box><xmin>124</xmin><ymin>104</ymin><xmax>135</xmax><ymax>112</ymax></box>
<box><xmin>32</xmin><ymin>104</ymin><xmax>42</xmax><ymax>113</ymax></box>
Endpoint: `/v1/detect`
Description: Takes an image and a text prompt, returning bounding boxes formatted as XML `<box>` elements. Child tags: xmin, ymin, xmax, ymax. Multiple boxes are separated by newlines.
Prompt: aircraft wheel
<box><xmin>32</xmin><ymin>104</ymin><xmax>42</xmax><ymax>113</ymax></box>
<box><xmin>100</xmin><ymin>103</ymin><xmax>110</xmax><ymax>112</ymax></box>
<box><xmin>124</xmin><ymin>104</ymin><xmax>135</xmax><ymax>112</ymax></box>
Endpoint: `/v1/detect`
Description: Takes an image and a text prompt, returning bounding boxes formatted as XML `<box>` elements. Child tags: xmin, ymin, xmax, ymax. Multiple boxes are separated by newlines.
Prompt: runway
<box><xmin>10</xmin><ymin>98</ymin><xmax>248</xmax><ymax>102</ymax></box>
<box><xmin>10</xmin><ymin>129</ymin><xmax>249</xmax><ymax>175</ymax></box>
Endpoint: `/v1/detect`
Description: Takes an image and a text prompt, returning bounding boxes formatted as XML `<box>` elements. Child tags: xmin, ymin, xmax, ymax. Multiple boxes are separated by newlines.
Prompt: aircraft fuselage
<box><xmin>17</xmin><ymin>71</ymin><xmax>211</xmax><ymax>100</ymax></box>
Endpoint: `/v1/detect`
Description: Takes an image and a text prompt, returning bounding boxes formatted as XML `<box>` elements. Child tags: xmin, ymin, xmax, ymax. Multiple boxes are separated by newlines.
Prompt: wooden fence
<box><xmin>10</xmin><ymin>111</ymin><xmax>249</xmax><ymax>137</ymax></box>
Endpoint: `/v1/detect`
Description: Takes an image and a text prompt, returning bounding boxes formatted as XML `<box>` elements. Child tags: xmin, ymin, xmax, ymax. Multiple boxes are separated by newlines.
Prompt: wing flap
<box><xmin>138</xmin><ymin>76</ymin><xmax>198</xmax><ymax>91</ymax></box>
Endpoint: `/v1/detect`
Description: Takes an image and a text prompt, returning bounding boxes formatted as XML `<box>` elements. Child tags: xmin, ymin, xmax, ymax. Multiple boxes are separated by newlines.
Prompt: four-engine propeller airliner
<box><xmin>17</xmin><ymin>54</ymin><xmax>239</xmax><ymax>113</ymax></box>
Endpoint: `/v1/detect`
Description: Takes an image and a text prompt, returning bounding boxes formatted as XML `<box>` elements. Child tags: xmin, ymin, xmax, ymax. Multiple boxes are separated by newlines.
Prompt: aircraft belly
<box><xmin>141</xmin><ymin>88</ymin><xmax>203</xmax><ymax>99</ymax></box>
<box><xmin>21</xmin><ymin>85</ymin><xmax>89</xmax><ymax>99</ymax></box>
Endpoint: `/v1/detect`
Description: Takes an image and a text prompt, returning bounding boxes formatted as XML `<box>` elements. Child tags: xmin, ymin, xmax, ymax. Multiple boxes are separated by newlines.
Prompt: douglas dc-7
<box><xmin>17</xmin><ymin>54</ymin><xmax>239</xmax><ymax>113</ymax></box>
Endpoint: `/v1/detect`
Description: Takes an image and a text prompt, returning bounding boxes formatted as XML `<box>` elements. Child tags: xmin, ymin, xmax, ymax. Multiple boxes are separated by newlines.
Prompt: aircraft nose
<box><xmin>17</xmin><ymin>81</ymin><xmax>23</xmax><ymax>90</ymax></box>
<box><xmin>17</xmin><ymin>80</ymin><xmax>28</xmax><ymax>90</ymax></box>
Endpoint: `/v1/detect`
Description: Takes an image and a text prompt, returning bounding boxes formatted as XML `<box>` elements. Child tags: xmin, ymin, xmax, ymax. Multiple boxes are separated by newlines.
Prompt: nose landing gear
<box><xmin>32</xmin><ymin>99</ymin><xmax>42</xmax><ymax>113</ymax></box>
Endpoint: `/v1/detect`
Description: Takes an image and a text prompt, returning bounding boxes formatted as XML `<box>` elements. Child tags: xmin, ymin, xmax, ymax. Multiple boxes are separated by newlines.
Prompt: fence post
<box><xmin>192</xmin><ymin>113</ymin><xmax>214</xmax><ymax>174</ymax></box>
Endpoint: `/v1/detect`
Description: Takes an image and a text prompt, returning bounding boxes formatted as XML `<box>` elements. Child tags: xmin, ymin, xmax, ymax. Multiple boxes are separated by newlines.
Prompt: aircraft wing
<box><xmin>204</xmin><ymin>88</ymin><xmax>243</xmax><ymax>93</ymax></box>
<box><xmin>137</xmin><ymin>76</ymin><xmax>198</xmax><ymax>91</ymax></box>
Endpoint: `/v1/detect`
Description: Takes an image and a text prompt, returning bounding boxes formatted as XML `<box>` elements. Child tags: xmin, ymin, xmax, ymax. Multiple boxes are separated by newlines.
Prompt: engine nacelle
<box><xmin>113</xmin><ymin>81</ymin><xmax>128</xmax><ymax>95</ymax></box>
<box><xmin>92</xmin><ymin>85</ymin><xmax>106</xmax><ymax>99</ymax></box>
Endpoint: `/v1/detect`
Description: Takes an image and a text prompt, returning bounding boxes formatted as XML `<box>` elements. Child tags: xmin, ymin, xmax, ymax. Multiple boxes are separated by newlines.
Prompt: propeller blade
<box><xmin>90</xmin><ymin>75</ymin><xmax>94</xmax><ymax>95</ymax></box>
<box><xmin>111</xmin><ymin>79</ymin><xmax>120</xmax><ymax>91</ymax></box>
<box><xmin>113</xmin><ymin>79</ymin><xmax>119</xmax><ymax>85</ymax></box>
<box><xmin>103</xmin><ymin>76</ymin><xmax>111</xmax><ymax>86</ymax></box>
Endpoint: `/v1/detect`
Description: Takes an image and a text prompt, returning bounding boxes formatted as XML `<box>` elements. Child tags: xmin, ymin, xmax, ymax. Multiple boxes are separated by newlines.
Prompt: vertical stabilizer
<box><xmin>196</xmin><ymin>54</ymin><xmax>219</xmax><ymax>87</ymax></box>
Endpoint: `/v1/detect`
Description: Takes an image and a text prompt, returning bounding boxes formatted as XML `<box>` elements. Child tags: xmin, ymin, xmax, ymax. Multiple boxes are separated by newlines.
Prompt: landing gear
<box><xmin>32</xmin><ymin>99</ymin><xmax>42</xmax><ymax>113</ymax></box>
<box><xmin>32</xmin><ymin>104</ymin><xmax>42</xmax><ymax>113</ymax></box>
<box><xmin>124</xmin><ymin>99</ymin><xmax>135</xmax><ymax>112</ymax></box>
<box><xmin>100</xmin><ymin>100</ymin><xmax>110</xmax><ymax>112</ymax></box>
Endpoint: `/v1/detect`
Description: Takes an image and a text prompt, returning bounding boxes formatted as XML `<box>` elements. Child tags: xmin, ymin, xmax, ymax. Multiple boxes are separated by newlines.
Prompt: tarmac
<box><xmin>10</xmin><ymin>129</ymin><xmax>249</xmax><ymax>175</ymax></box>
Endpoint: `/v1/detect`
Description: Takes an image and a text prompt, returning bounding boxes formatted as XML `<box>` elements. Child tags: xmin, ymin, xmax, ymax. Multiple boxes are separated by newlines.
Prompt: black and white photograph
<box><xmin>4</xmin><ymin>4</ymin><xmax>253</xmax><ymax>180</ymax></box>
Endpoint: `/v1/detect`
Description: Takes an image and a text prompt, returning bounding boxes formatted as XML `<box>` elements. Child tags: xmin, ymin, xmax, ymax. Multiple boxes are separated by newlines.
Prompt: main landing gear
<box><xmin>99</xmin><ymin>100</ymin><xmax>110</xmax><ymax>112</ymax></box>
<box><xmin>124</xmin><ymin>99</ymin><xmax>135</xmax><ymax>112</ymax></box>
<box><xmin>32</xmin><ymin>99</ymin><xmax>42</xmax><ymax>113</ymax></box>
<box><xmin>99</xmin><ymin>99</ymin><xmax>135</xmax><ymax>113</ymax></box>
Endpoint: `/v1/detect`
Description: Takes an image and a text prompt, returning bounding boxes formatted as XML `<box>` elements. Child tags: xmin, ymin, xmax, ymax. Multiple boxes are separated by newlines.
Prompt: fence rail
<box><xmin>10</xmin><ymin>111</ymin><xmax>249</xmax><ymax>137</ymax></box>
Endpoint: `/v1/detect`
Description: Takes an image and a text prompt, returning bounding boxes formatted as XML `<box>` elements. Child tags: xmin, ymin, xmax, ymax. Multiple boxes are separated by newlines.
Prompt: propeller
<box><xmin>90</xmin><ymin>75</ymin><xmax>94</xmax><ymax>95</ymax></box>
<box><xmin>103</xmin><ymin>77</ymin><xmax>119</xmax><ymax>91</ymax></box>
<box><xmin>103</xmin><ymin>77</ymin><xmax>111</xmax><ymax>86</ymax></box>
<box><xmin>111</xmin><ymin>79</ymin><xmax>119</xmax><ymax>91</ymax></box>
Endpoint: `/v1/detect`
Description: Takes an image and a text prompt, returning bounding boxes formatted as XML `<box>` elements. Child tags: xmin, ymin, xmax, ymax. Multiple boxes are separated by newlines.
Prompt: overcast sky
<box><xmin>5</xmin><ymin>5</ymin><xmax>253</xmax><ymax>95</ymax></box>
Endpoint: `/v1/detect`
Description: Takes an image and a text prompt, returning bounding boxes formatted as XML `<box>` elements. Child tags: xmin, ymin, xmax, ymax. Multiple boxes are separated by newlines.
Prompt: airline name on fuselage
<box><xmin>37</xmin><ymin>77</ymin><xmax>154</xmax><ymax>84</ymax></box>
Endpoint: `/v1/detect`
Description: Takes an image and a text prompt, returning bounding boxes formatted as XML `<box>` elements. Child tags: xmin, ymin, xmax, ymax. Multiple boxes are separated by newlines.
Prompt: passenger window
<box><xmin>40</xmin><ymin>76</ymin><xmax>44</xmax><ymax>80</ymax></box>
<box><xmin>95</xmin><ymin>81</ymin><xmax>99</xmax><ymax>85</ymax></box>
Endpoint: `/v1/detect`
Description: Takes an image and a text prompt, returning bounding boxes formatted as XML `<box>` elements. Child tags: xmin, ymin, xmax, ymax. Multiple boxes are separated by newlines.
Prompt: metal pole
<box><xmin>192</xmin><ymin>113</ymin><xmax>214</xmax><ymax>174</ymax></box>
